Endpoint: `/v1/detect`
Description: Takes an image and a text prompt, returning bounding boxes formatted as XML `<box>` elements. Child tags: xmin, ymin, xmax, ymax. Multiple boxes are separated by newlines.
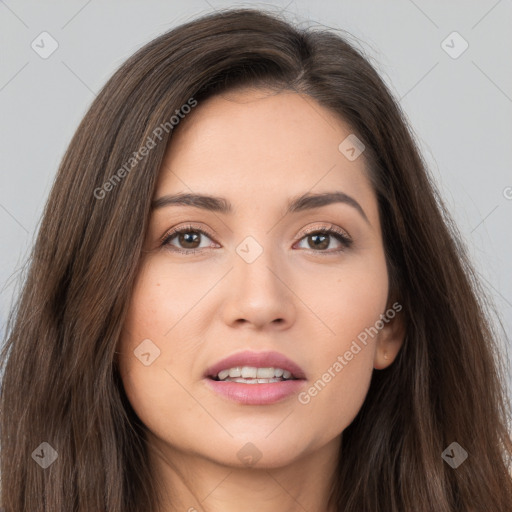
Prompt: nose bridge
<box><xmin>234</xmin><ymin>232</ymin><xmax>285</xmax><ymax>298</ymax></box>
<box><xmin>221</xmin><ymin>231</ymin><xmax>295</xmax><ymax>328</ymax></box>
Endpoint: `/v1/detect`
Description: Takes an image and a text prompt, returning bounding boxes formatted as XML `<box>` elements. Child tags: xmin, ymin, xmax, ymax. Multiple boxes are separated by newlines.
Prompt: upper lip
<box><xmin>204</xmin><ymin>350</ymin><xmax>307</xmax><ymax>380</ymax></box>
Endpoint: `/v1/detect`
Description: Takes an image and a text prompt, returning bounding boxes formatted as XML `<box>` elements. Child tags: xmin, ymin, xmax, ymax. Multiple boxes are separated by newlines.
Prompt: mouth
<box><xmin>203</xmin><ymin>350</ymin><xmax>307</xmax><ymax>405</ymax></box>
<box><xmin>204</xmin><ymin>349</ymin><xmax>306</xmax><ymax>382</ymax></box>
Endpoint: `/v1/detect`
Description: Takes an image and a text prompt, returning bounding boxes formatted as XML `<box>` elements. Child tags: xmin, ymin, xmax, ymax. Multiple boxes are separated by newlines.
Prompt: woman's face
<box><xmin>117</xmin><ymin>88</ymin><xmax>403</xmax><ymax>469</ymax></box>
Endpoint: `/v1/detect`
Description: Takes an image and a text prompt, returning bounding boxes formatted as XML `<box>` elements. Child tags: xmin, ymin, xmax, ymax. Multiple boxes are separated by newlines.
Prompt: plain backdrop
<box><xmin>1</xmin><ymin>0</ymin><xmax>511</xmax><ymax>393</ymax></box>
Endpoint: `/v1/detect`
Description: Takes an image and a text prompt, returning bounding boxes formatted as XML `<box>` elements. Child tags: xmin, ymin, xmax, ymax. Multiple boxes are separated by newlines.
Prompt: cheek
<box><xmin>118</xmin><ymin>255</ymin><xmax>217</xmax><ymax>368</ymax></box>
<box><xmin>295</xmin><ymin>312</ymin><xmax>380</xmax><ymax>440</ymax></box>
<box><xmin>298</xmin><ymin>340</ymin><xmax>375</xmax><ymax>421</ymax></box>
<box><xmin>121</xmin><ymin>259</ymin><xmax>197</xmax><ymax>339</ymax></box>
<box><xmin>294</xmin><ymin>252</ymin><xmax>388</xmax><ymax>430</ymax></box>
<box><xmin>116</xmin><ymin>259</ymin><xmax>210</xmax><ymax>445</ymax></box>
<box><xmin>296</xmin><ymin>247</ymin><xmax>389</xmax><ymax>346</ymax></box>
<box><xmin>117</xmin><ymin>312</ymin><xmax>201</xmax><ymax>450</ymax></box>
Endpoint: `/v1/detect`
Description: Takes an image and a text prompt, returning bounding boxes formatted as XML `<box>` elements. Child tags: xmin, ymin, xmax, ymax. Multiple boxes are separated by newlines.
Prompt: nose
<box><xmin>220</xmin><ymin>246</ymin><xmax>297</xmax><ymax>331</ymax></box>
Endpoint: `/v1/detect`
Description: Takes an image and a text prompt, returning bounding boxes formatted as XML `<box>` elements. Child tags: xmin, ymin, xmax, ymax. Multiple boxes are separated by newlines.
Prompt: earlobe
<box><xmin>373</xmin><ymin>311</ymin><xmax>406</xmax><ymax>370</ymax></box>
<box><xmin>374</xmin><ymin>348</ymin><xmax>396</xmax><ymax>369</ymax></box>
<box><xmin>374</xmin><ymin>341</ymin><xmax>403</xmax><ymax>370</ymax></box>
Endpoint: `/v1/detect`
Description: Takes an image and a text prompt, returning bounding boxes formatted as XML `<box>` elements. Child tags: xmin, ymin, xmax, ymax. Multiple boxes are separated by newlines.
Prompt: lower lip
<box><xmin>204</xmin><ymin>378</ymin><xmax>306</xmax><ymax>405</ymax></box>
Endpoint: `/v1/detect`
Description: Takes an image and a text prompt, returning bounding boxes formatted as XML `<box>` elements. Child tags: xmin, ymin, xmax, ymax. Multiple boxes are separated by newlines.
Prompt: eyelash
<box><xmin>160</xmin><ymin>223</ymin><xmax>353</xmax><ymax>256</ymax></box>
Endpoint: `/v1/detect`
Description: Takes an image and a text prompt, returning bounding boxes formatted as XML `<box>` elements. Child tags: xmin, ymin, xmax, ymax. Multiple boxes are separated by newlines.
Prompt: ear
<box><xmin>373</xmin><ymin>303</ymin><xmax>406</xmax><ymax>370</ymax></box>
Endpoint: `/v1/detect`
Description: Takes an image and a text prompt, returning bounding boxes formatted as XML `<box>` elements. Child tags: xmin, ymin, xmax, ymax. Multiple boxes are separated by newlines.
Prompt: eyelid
<box><xmin>294</xmin><ymin>223</ymin><xmax>352</xmax><ymax>242</ymax></box>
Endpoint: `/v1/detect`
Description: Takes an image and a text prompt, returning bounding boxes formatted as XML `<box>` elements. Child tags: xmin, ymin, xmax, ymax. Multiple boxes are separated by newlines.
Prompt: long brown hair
<box><xmin>1</xmin><ymin>7</ymin><xmax>511</xmax><ymax>511</ymax></box>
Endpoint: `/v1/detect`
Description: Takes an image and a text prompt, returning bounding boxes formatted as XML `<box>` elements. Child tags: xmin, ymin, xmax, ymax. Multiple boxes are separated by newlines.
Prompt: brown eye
<box><xmin>162</xmin><ymin>226</ymin><xmax>216</xmax><ymax>253</ymax></box>
<box><xmin>175</xmin><ymin>231</ymin><xmax>201</xmax><ymax>249</ymax></box>
<box><xmin>295</xmin><ymin>228</ymin><xmax>352</xmax><ymax>254</ymax></box>
<box><xmin>307</xmin><ymin>233</ymin><xmax>330</xmax><ymax>250</ymax></box>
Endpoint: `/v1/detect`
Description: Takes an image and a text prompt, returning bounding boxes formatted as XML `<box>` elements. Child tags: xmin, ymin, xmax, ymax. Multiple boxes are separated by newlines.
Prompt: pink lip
<box><xmin>204</xmin><ymin>379</ymin><xmax>306</xmax><ymax>405</ymax></box>
<box><xmin>204</xmin><ymin>350</ymin><xmax>306</xmax><ymax>380</ymax></box>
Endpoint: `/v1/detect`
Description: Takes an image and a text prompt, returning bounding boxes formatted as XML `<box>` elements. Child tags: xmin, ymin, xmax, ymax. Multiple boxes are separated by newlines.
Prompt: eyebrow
<box><xmin>151</xmin><ymin>191</ymin><xmax>370</xmax><ymax>224</ymax></box>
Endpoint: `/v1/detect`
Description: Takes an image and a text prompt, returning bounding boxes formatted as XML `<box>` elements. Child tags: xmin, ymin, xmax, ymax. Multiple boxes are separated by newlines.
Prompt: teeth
<box><xmin>256</xmin><ymin>367</ymin><xmax>274</xmax><ymax>378</ymax></box>
<box><xmin>214</xmin><ymin>366</ymin><xmax>295</xmax><ymax>381</ymax></box>
<box><xmin>218</xmin><ymin>369</ymin><xmax>230</xmax><ymax>380</ymax></box>
<box><xmin>241</xmin><ymin>366</ymin><xmax>257</xmax><ymax>378</ymax></box>
<box><xmin>226</xmin><ymin>378</ymin><xmax>283</xmax><ymax>384</ymax></box>
<box><xmin>229</xmin><ymin>367</ymin><xmax>242</xmax><ymax>378</ymax></box>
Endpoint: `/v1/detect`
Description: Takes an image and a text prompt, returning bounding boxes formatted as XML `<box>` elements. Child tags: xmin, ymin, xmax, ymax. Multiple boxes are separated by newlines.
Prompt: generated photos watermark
<box><xmin>93</xmin><ymin>97</ymin><xmax>197</xmax><ymax>200</ymax></box>
<box><xmin>298</xmin><ymin>302</ymin><xmax>402</xmax><ymax>405</ymax></box>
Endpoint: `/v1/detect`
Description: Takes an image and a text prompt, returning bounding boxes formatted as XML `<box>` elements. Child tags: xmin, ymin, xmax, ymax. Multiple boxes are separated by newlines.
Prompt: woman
<box><xmin>1</xmin><ymin>7</ymin><xmax>511</xmax><ymax>512</ymax></box>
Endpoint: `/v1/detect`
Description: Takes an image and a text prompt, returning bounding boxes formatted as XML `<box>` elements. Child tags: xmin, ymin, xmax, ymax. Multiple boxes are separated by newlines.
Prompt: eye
<box><xmin>161</xmin><ymin>224</ymin><xmax>218</xmax><ymax>254</ymax></box>
<box><xmin>293</xmin><ymin>225</ymin><xmax>353</xmax><ymax>254</ymax></box>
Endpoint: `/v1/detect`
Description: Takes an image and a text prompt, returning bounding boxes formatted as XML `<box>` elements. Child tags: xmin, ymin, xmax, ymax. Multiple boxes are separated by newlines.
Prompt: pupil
<box><xmin>310</xmin><ymin>234</ymin><xmax>328</xmax><ymax>250</ymax></box>
<box><xmin>180</xmin><ymin>232</ymin><xmax>200</xmax><ymax>248</ymax></box>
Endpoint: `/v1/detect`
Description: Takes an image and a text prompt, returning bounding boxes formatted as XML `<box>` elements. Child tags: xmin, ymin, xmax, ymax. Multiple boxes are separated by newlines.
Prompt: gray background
<box><xmin>1</xmin><ymin>0</ymin><xmax>511</xmax><ymax>392</ymax></box>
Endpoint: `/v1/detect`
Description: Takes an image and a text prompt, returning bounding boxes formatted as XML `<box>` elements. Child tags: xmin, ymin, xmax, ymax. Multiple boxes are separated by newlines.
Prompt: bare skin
<box><xmin>117</xmin><ymin>87</ymin><xmax>405</xmax><ymax>512</ymax></box>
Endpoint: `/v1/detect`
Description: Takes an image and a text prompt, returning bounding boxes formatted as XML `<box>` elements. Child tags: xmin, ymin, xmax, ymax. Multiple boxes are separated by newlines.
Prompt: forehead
<box><xmin>155</xmin><ymin>88</ymin><xmax>376</xmax><ymax>217</ymax></box>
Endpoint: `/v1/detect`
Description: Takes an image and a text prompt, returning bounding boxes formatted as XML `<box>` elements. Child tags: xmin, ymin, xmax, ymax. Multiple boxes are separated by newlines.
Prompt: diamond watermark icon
<box><xmin>31</xmin><ymin>442</ymin><xmax>58</xmax><ymax>469</ymax></box>
<box><xmin>237</xmin><ymin>442</ymin><xmax>262</xmax><ymax>467</ymax></box>
<box><xmin>134</xmin><ymin>338</ymin><xmax>161</xmax><ymax>366</ymax></box>
<box><xmin>338</xmin><ymin>134</ymin><xmax>365</xmax><ymax>161</ymax></box>
<box><xmin>441</xmin><ymin>31</ymin><xmax>468</xmax><ymax>59</ymax></box>
<box><xmin>441</xmin><ymin>441</ymin><xmax>468</xmax><ymax>469</ymax></box>
<box><xmin>236</xmin><ymin>236</ymin><xmax>263</xmax><ymax>264</ymax></box>
<box><xmin>31</xmin><ymin>31</ymin><xmax>59</xmax><ymax>59</ymax></box>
